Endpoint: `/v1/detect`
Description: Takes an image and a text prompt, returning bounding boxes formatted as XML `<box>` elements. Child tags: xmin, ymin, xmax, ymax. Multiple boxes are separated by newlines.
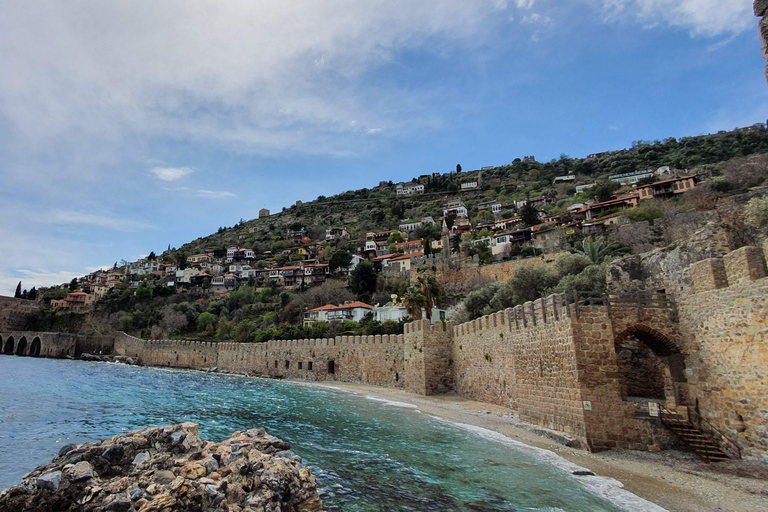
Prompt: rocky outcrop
<box><xmin>607</xmin><ymin>222</ymin><xmax>730</xmax><ymax>293</ymax></box>
<box><xmin>0</xmin><ymin>423</ymin><xmax>324</xmax><ymax>512</ymax></box>
<box><xmin>757</xmin><ymin>1</ymin><xmax>768</xmax><ymax>83</ymax></box>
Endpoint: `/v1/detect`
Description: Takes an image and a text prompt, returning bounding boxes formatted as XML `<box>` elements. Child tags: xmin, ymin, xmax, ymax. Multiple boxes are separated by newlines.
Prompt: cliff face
<box><xmin>0</xmin><ymin>423</ymin><xmax>324</xmax><ymax>512</ymax></box>
<box><xmin>757</xmin><ymin>1</ymin><xmax>768</xmax><ymax>83</ymax></box>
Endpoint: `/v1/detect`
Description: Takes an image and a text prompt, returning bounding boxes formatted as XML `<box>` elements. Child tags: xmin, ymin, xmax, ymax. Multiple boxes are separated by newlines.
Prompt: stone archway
<box><xmin>30</xmin><ymin>337</ymin><xmax>41</xmax><ymax>357</ymax></box>
<box><xmin>3</xmin><ymin>336</ymin><xmax>14</xmax><ymax>355</ymax></box>
<box><xmin>16</xmin><ymin>336</ymin><xmax>27</xmax><ymax>356</ymax></box>
<box><xmin>614</xmin><ymin>325</ymin><xmax>687</xmax><ymax>407</ymax></box>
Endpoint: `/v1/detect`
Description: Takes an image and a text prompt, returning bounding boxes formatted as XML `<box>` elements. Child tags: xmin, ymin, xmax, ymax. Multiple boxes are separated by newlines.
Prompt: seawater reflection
<box><xmin>0</xmin><ymin>357</ymin><xmax>623</xmax><ymax>511</ymax></box>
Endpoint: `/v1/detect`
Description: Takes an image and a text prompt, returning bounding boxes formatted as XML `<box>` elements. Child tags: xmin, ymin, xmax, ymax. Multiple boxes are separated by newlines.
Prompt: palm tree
<box><xmin>402</xmin><ymin>287</ymin><xmax>427</xmax><ymax>321</ymax></box>
<box><xmin>416</xmin><ymin>274</ymin><xmax>441</xmax><ymax>321</ymax></box>
<box><xmin>577</xmin><ymin>236</ymin><xmax>628</xmax><ymax>265</ymax></box>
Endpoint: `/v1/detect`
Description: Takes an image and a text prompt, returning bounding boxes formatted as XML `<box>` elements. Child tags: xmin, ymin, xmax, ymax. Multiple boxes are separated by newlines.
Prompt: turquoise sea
<box><xmin>0</xmin><ymin>356</ymin><xmax>635</xmax><ymax>511</ymax></box>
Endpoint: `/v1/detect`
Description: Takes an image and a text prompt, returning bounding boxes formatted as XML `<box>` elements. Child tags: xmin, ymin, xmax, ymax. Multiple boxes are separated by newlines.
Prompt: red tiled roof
<box><xmin>388</xmin><ymin>252</ymin><xmax>424</xmax><ymax>261</ymax></box>
<box><xmin>308</xmin><ymin>301</ymin><xmax>374</xmax><ymax>312</ymax></box>
<box><xmin>636</xmin><ymin>176</ymin><xmax>694</xmax><ymax>188</ymax></box>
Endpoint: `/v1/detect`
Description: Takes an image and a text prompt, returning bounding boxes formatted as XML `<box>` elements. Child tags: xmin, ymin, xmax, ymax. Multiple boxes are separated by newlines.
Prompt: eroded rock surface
<box><xmin>0</xmin><ymin>423</ymin><xmax>324</xmax><ymax>512</ymax></box>
<box><xmin>757</xmin><ymin>1</ymin><xmax>768</xmax><ymax>83</ymax></box>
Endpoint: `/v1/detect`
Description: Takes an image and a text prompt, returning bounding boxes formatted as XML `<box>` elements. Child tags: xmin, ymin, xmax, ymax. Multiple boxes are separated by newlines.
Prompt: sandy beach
<box><xmin>296</xmin><ymin>380</ymin><xmax>768</xmax><ymax>512</ymax></box>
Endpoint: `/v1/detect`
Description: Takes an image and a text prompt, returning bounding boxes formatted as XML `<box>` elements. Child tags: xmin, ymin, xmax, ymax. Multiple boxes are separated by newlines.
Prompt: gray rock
<box><xmin>205</xmin><ymin>484</ymin><xmax>219</xmax><ymax>497</ymax></box>
<box><xmin>170</xmin><ymin>431</ymin><xmax>186</xmax><ymax>446</ymax></box>
<box><xmin>132</xmin><ymin>451</ymin><xmax>150</xmax><ymax>466</ymax></box>
<box><xmin>153</xmin><ymin>470</ymin><xmax>175</xmax><ymax>485</ymax></box>
<box><xmin>129</xmin><ymin>488</ymin><xmax>143</xmax><ymax>501</ymax></box>
<box><xmin>58</xmin><ymin>443</ymin><xmax>77</xmax><ymax>457</ymax></box>
<box><xmin>102</xmin><ymin>444</ymin><xmax>124</xmax><ymax>465</ymax></box>
<box><xmin>36</xmin><ymin>471</ymin><xmax>61</xmax><ymax>491</ymax></box>
<box><xmin>106</xmin><ymin>496</ymin><xmax>131</xmax><ymax>511</ymax></box>
<box><xmin>203</xmin><ymin>457</ymin><xmax>219</xmax><ymax>474</ymax></box>
<box><xmin>68</xmin><ymin>461</ymin><xmax>93</xmax><ymax>482</ymax></box>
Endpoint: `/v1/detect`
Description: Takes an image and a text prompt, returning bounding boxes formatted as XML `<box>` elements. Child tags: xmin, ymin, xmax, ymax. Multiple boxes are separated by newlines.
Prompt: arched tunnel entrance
<box><xmin>614</xmin><ymin>325</ymin><xmax>687</xmax><ymax>407</ymax></box>
<box><xmin>3</xmin><ymin>336</ymin><xmax>14</xmax><ymax>355</ymax></box>
<box><xmin>16</xmin><ymin>336</ymin><xmax>27</xmax><ymax>356</ymax></box>
<box><xmin>30</xmin><ymin>337</ymin><xmax>41</xmax><ymax>357</ymax></box>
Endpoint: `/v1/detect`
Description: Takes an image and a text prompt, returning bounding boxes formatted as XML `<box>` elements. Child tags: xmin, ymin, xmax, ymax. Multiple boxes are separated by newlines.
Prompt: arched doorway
<box><xmin>30</xmin><ymin>337</ymin><xmax>41</xmax><ymax>357</ymax></box>
<box><xmin>614</xmin><ymin>325</ymin><xmax>687</xmax><ymax>407</ymax></box>
<box><xmin>16</xmin><ymin>336</ymin><xmax>27</xmax><ymax>356</ymax></box>
<box><xmin>3</xmin><ymin>336</ymin><xmax>14</xmax><ymax>355</ymax></box>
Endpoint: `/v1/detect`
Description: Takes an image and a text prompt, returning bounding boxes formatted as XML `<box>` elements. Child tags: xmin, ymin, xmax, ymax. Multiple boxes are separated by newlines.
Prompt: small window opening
<box><xmin>285</xmin><ymin>360</ymin><xmax>290</xmax><ymax>369</ymax></box>
<box><xmin>298</xmin><ymin>362</ymin><xmax>303</xmax><ymax>370</ymax></box>
<box><xmin>308</xmin><ymin>361</ymin><xmax>313</xmax><ymax>371</ymax></box>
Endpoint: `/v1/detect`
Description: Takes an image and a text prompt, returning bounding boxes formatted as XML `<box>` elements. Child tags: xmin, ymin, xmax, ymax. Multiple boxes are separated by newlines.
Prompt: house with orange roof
<box><xmin>303</xmin><ymin>301</ymin><xmax>375</xmax><ymax>325</ymax></box>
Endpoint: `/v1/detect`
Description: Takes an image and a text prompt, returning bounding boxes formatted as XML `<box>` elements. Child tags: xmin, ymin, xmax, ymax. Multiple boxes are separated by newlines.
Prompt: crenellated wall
<box><xmin>9</xmin><ymin>241</ymin><xmax>768</xmax><ymax>459</ymax></box>
<box><xmin>678</xmin><ymin>242</ymin><xmax>768</xmax><ymax>460</ymax></box>
<box><xmin>0</xmin><ymin>296</ymin><xmax>40</xmax><ymax>331</ymax></box>
<box><xmin>115</xmin><ymin>332</ymin><xmax>405</xmax><ymax>389</ymax></box>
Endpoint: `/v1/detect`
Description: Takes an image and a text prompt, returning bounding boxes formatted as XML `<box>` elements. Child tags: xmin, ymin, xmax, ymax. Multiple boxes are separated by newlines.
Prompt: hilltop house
<box><xmin>637</xmin><ymin>176</ymin><xmax>696</xmax><ymax>200</ymax></box>
<box><xmin>396</xmin><ymin>183</ymin><xmax>425</xmax><ymax>195</ymax></box>
<box><xmin>303</xmin><ymin>302</ymin><xmax>375</xmax><ymax>325</ymax></box>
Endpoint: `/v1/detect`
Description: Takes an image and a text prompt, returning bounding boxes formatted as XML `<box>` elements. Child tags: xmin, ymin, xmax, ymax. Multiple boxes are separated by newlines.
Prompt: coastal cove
<box><xmin>0</xmin><ymin>356</ymin><xmax>654</xmax><ymax>512</ymax></box>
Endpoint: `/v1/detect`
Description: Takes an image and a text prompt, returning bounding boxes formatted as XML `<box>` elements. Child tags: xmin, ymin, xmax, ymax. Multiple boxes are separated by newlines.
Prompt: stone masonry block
<box><xmin>690</xmin><ymin>258</ymin><xmax>728</xmax><ymax>293</ymax></box>
<box><xmin>724</xmin><ymin>246</ymin><xmax>767</xmax><ymax>284</ymax></box>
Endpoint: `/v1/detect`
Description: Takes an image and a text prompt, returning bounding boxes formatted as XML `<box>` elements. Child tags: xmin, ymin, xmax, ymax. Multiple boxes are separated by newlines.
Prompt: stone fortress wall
<box><xmin>0</xmin><ymin>297</ymin><xmax>40</xmax><ymax>332</ymax></box>
<box><xmin>4</xmin><ymin>244</ymin><xmax>768</xmax><ymax>459</ymax></box>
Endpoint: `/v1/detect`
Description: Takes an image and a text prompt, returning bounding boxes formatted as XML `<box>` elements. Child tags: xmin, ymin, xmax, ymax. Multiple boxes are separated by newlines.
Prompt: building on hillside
<box><xmin>477</xmin><ymin>201</ymin><xmax>502</xmax><ymax>214</ymax></box>
<box><xmin>443</xmin><ymin>205</ymin><xmax>468</xmax><ymax>218</ymax></box>
<box><xmin>387</xmin><ymin>252</ymin><xmax>424</xmax><ymax>272</ymax></box>
<box><xmin>187</xmin><ymin>254</ymin><xmax>212</xmax><ymax>264</ymax></box>
<box><xmin>51</xmin><ymin>290</ymin><xmax>97</xmax><ymax>310</ymax></box>
<box><xmin>326</xmin><ymin>228</ymin><xmax>350</xmax><ymax>241</ymax></box>
<box><xmin>636</xmin><ymin>176</ymin><xmax>696</xmax><ymax>200</ymax></box>
<box><xmin>608</xmin><ymin>170</ymin><xmax>655</xmax><ymax>186</ymax></box>
<box><xmin>396</xmin><ymin>239</ymin><xmax>424</xmax><ymax>254</ymax></box>
<box><xmin>399</xmin><ymin>217</ymin><xmax>435</xmax><ymax>232</ymax></box>
<box><xmin>491</xmin><ymin>228</ymin><xmax>533</xmax><ymax>256</ymax></box>
<box><xmin>575</xmin><ymin>183</ymin><xmax>596</xmax><ymax>194</ymax></box>
<box><xmin>396</xmin><ymin>183</ymin><xmax>425</xmax><ymax>195</ymax></box>
<box><xmin>580</xmin><ymin>196</ymin><xmax>640</xmax><ymax>221</ymax></box>
<box><xmin>211</xmin><ymin>274</ymin><xmax>239</xmax><ymax>294</ymax></box>
<box><xmin>553</xmin><ymin>175</ymin><xmax>576</xmax><ymax>184</ymax></box>
<box><xmin>258</xmin><ymin>208</ymin><xmax>270</xmax><ymax>218</ymax></box>
<box><xmin>302</xmin><ymin>264</ymin><xmax>330</xmax><ymax>286</ymax></box>
<box><xmin>371</xmin><ymin>303</ymin><xmax>448</xmax><ymax>323</ymax></box>
<box><xmin>303</xmin><ymin>302</ymin><xmax>375</xmax><ymax>325</ymax></box>
<box><xmin>460</xmin><ymin>181</ymin><xmax>478</xmax><ymax>190</ymax></box>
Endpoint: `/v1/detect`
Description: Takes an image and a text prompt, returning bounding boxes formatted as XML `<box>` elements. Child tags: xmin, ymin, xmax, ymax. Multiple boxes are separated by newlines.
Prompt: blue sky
<box><xmin>0</xmin><ymin>0</ymin><xmax>765</xmax><ymax>295</ymax></box>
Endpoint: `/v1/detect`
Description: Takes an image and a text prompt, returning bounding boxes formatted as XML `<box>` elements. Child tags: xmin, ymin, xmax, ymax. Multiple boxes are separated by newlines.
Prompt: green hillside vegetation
<box><xmin>24</xmin><ymin>124</ymin><xmax>768</xmax><ymax>342</ymax></box>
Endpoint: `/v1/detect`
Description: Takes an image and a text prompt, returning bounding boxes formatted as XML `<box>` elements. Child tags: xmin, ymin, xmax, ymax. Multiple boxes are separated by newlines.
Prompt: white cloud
<box><xmin>598</xmin><ymin>0</ymin><xmax>753</xmax><ymax>36</ymax></box>
<box><xmin>149</xmin><ymin>166</ymin><xmax>194</xmax><ymax>182</ymax></box>
<box><xmin>47</xmin><ymin>210</ymin><xmax>155</xmax><ymax>232</ymax></box>
<box><xmin>0</xmin><ymin>0</ymin><xmax>505</xmax><ymax>163</ymax></box>
<box><xmin>0</xmin><ymin>269</ymin><xmax>80</xmax><ymax>296</ymax></box>
<box><xmin>195</xmin><ymin>190</ymin><xmax>237</xmax><ymax>199</ymax></box>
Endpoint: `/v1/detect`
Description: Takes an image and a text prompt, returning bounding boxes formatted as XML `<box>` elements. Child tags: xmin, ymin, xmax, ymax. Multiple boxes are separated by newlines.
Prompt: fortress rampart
<box><xmin>4</xmin><ymin>244</ymin><xmax>768</xmax><ymax>459</ymax></box>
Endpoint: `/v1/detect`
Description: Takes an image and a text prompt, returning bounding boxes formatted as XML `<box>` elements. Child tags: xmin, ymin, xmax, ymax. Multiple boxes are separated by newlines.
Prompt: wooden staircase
<box><xmin>660</xmin><ymin>407</ymin><xmax>740</xmax><ymax>463</ymax></box>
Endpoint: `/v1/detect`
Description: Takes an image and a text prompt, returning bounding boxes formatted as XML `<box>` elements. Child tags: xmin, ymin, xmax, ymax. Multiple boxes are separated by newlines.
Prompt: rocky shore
<box><xmin>0</xmin><ymin>423</ymin><xmax>324</xmax><ymax>512</ymax></box>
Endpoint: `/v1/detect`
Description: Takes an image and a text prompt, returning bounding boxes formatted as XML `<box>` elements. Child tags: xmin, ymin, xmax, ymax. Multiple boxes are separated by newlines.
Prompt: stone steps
<box><xmin>663</xmin><ymin>417</ymin><xmax>731</xmax><ymax>462</ymax></box>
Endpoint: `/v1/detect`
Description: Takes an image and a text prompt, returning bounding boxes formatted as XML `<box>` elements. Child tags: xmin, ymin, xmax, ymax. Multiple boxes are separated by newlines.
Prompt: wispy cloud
<box><xmin>149</xmin><ymin>166</ymin><xmax>194</xmax><ymax>182</ymax></box>
<box><xmin>195</xmin><ymin>190</ymin><xmax>237</xmax><ymax>199</ymax></box>
<box><xmin>48</xmin><ymin>210</ymin><xmax>155</xmax><ymax>232</ymax></box>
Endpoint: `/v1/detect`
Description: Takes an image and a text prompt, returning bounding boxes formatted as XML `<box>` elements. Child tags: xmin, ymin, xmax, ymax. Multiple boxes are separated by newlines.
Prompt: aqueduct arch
<box><xmin>3</xmin><ymin>336</ymin><xmax>14</xmax><ymax>355</ymax></box>
<box><xmin>16</xmin><ymin>336</ymin><xmax>27</xmax><ymax>356</ymax></box>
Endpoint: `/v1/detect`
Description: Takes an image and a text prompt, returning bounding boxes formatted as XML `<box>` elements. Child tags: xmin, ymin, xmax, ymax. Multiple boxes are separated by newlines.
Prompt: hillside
<box><xmin>169</xmin><ymin>123</ymin><xmax>768</xmax><ymax>261</ymax></box>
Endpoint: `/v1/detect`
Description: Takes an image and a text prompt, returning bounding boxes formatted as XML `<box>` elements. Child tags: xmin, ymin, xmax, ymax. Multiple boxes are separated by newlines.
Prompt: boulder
<box><xmin>0</xmin><ymin>423</ymin><xmax>324</xmax><ymax>512</ymax></box>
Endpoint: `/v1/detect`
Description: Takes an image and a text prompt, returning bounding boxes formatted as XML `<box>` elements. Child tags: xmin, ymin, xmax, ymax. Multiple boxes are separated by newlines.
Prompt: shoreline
<box><xmin>294</xmin><ymin>379</ymin><xmax>768</xmax><ymax>512</ymax></box>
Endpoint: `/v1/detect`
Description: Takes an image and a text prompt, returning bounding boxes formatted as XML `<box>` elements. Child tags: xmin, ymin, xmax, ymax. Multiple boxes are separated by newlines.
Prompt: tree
<box><xmin>387</xmin><ymin>232</ymin><xmax>405</xmax><ymax>244</ymax></box>
<box><xmin>402</xmin><ymin>287</ymin><xmax>427</xmax><ymax>320</ymax></box>
<box><xmin>456</xmin><ymin>164</ymin><xmax>462</xmax><ymax>173</ymax></box>
<box><xmin>350</xmin><ymin>261</ymin><xmax>377</xmax><ymax>303</ymax></box>
<box><xmin>519</xmin><ymin>201</ymin><xmax>539</xmax><ymax>227</ymax></box>
<box><xmin>577</xmin><ymin>236</ymin><xmax>628</xmax><ymax>264</ymax></box>
<box><xmin>589</xmin><ymin>180</ymin><xmax>620</xmax><ymax>203</ymax></box>
<box><xmin>69</xmin><ymin>278</ymin><xmax>78</xmax><ymax>291</ymax></box>
<box><xmin>329</xmin><ymin>250</ymin><xmax>353</xmax><ymax>272</ymax></box>
<box><xmin>28</xmin><ymin>287</ymin><xmax>37</xmax><ymax>301</ymax></box>
<box><xmin>14</xmin><ymin>281</ymin><xmax>22</xmax><ymax>298</ymax></box>
<box><xmin>475</xmin><ymin>210</ymin><xmax>494</xmax><ymax>225</ymax></box>
<box><xmin>196</xmin><ymin>312</ymin><xmax>217</xmax><ymax>332</ymax></box>
<box><xmin>416</xmin><ymin>274</ymin><xmax>441</xmax><ymax>320</ymax></box>
<box><xmin>147</xmin><ymin>251</ymin><xmax>157</xmax><ymax>261</ymax></box>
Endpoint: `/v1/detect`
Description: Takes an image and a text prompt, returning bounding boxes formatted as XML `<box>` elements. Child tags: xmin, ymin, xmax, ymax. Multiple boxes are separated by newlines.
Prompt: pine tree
<box><xmin>28</xmin><ymin>287</ymin><xmax>37</xmax><ymax>300</ymax></box>
<box><xmin>14</xmin><ymin>281</ymin><xmax>22</xmax><ymax>298</ymax></box>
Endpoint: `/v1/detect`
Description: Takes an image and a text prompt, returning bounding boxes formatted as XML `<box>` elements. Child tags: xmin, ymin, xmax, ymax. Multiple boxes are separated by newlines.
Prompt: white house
<box><xmin>399</xmin><ymin>216</ymin><xmax>436</xmax><ymax>232</ymax></box>
<box><xmin>303</xmin><ymin>302</ymin><xmax>375</xmax><ymax>325</ymax></box>
<box><xmin>460</xmin><ymin>181</ymin><xmax>478</xmax><ymax>190</ymax></box>
<box><xmin>553</xmin><ymin>175</ymin><xmax>576</xmax><ymax>184</ymax></box>
<box><xmin>396</xmin><ymin>183</ymin><xmax>425</xmax><ymax>195</ymax></box>
<box><xmin>443</xmin><ymin>205</ymin><xmax>468</xmax><ymax>218</ymax></box>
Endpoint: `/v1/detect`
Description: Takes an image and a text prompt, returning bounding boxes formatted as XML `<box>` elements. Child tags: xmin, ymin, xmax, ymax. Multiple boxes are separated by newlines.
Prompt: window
<box><xmin>285</xmin><ymin>360</ymin><xmax>290</xmax><ymax>369</ymax></box>
<box><xmin>298</xmin><ymin>362</ymin><xmax>303</xmax><ymax>370</ymax></box>
<box><xmin>308</xmin><ymin>361</ymin><xmax>313</xmax><ymax>371</ymax></box>
<box><xmin>274</xmin><ymin>360</ymin><xmax>278</xmax><ymax>368</ymax></box>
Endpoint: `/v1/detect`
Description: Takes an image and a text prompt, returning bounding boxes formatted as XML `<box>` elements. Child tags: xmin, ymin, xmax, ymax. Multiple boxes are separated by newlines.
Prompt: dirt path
<box><xmin>295</xmin><ymin>380</ymin><xmax>768</xmax><ymax>512</ymax></box>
